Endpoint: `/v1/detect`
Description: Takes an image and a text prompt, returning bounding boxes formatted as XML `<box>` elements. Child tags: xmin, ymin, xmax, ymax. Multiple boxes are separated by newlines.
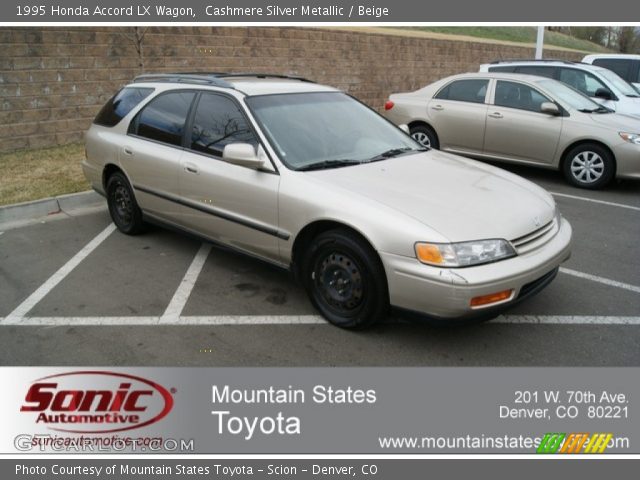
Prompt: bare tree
<box><xmin>119</xmin><ymin>27</ymin><xmax>149</xmax><ymax>72</ymax></box>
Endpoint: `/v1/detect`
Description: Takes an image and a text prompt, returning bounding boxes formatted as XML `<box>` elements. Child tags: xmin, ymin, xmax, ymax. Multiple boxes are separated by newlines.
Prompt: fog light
<box><xmin>470</xmin><ymin>289</ymin><xmax>513</xmax><ymax>307</ymax></box>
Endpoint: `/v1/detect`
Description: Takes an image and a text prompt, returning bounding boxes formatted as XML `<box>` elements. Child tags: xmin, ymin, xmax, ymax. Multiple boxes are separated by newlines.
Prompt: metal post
<box><xmin>535</xmin><ymin>26</ymin><xmax>545</xmax><ymax>59</ymax></box>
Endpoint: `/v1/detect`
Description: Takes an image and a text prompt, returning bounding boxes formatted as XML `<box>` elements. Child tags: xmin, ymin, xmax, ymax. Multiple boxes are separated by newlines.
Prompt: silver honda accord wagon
<box><xmin>83</xmin><ymin>73</ymin><xmax>572</xmax><ymax>329</ymax></box>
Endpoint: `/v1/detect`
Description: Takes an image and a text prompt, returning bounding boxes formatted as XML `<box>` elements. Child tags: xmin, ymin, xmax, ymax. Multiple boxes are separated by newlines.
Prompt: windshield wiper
<box><xmin>365</xmin><ymin>147</ymin><xmax>427</xmax><ymax>163</ymax></box>
<box><xmin>295</xmin><ymin>159</ymin><xmax>362</xmax><ymax>171</ymax></box>
<box><xmin>625</xmin><ymin>94</ymin><xmax>640</xmax><ymax>98</ymax></box>
<box><xmin>578</xmin><ymin>106</ymin><xmax>612</xmax><ymax>114</ymax></box>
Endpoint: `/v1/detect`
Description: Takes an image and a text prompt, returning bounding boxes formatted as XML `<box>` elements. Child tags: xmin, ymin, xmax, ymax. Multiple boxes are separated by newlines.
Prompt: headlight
<box><xmin>415</xmin><ymin>239</ymin><xmax>516</xmax><ymax>267</ymax></box>
<box><xmin>619</xmin><ymin>132</ymin><xmax>640</xmax><ymax>145</ymax></box>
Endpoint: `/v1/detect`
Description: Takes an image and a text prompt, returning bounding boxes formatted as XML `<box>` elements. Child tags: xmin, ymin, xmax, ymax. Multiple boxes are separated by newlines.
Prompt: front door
<box><xmin>177</xmin><ymin>92</ymin><xmax>281</xmax><ymax>263</ymax></box>
<box><xmin>483</xmin><ymin>80</ymin><xmax>562</xmax><ymax>165</ymax></box>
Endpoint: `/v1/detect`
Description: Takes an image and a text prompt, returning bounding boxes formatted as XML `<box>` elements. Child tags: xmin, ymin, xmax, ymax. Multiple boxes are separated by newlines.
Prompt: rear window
<box><xmin>93</xmin><ymin>87</ymin><xmax>154</xmax><ymax>127</ymax></box>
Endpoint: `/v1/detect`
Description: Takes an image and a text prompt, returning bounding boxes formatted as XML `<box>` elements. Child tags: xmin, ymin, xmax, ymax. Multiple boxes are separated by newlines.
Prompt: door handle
<box><xmin>431</xmin><ymin>104</ymin><xmax>444</xmax><ymax>111</ymax></box>
<box><xmin>488</xmin><ymin>112</ymin><xmax>503</xmax><ymax>119</ymax></box>
<box><xmin>123</xmin><ymin>147</ymin><xmax>134</xmax><ymax>155</ymax></box>
<box><xmin>184</xmin><ymin>162</ymin><xmax>199</xmax><ymax>174</ymax></box>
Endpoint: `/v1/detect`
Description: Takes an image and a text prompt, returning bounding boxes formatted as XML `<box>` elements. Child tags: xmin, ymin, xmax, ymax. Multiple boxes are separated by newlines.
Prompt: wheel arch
<box><xmin>408</xmin><ymin>119</ymin><xmax>438</xmax><ymax>134</ymax></box>
<box><xmin>102</xmin><ymin>163</ymin><xmax>126</xmax><ymax>191</ymax></box>
<box><xmin>290</xmin><ymin>220</ymin><xmax>382</xmax><ymax>280</ymax></box>
<box><xmin>559</xmin><ymin>139</ymin><xmax>617</xmax><ymax>174</ymax></box>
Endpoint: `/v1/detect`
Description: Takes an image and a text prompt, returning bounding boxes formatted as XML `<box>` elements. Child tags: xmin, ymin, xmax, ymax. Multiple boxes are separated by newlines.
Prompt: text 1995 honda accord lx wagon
<box><xmin>83</xmin><ymin>73</ymin><xmax>572</xmax><ymax>329</ymax></box>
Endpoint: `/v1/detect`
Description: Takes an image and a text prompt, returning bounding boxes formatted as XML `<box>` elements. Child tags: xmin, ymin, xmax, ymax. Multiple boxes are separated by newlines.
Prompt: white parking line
<box><xmin>0</xmin><ymin>315</ymin><xmax>638</xmax><ymax>326</ymax></box>
<box><xmin>560</xmin><ymin>267</ymin><xmax>640</xmax><ymax>294</ymax></box>
<box><xmin>550</xmin><ymin>192</ymin><xmax>640</xmax><ymax>212</ymax></box>
<box><xmin>493</xmin><ymin>315</ymin><xmax>640</xmax><ymax>325</ymax></box>
<box><xmin>160</xmin><ymin>243</ymin><xmax>212</xmax><ymax>323</ymax></box>
<box><xmin>1</xmin><ymin>223</ymin><xmax>117</xmax><ymax>324</ymax></box>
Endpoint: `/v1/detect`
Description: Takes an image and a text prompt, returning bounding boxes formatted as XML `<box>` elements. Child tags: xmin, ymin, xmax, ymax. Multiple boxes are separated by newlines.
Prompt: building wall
<box><xmin>0</xmin><ymin>27</ymin><xmax>583</xmax><ymax>152</ymax></box>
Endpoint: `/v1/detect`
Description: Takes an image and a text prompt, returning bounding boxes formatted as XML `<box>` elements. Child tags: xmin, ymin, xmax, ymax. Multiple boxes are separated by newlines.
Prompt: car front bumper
<box><xmin>613</xmin><ymin>142</ymin><xmax>640</xmax><ymax>180</ymax></box>
<box><xmin>380</xmin><ymin>217</ymin><xmax>572</xmax><ymax>320</ymax></box>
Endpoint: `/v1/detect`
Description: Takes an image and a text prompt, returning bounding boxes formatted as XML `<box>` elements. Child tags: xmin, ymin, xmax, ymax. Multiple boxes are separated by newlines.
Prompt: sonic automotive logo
<box><xmin>20</xmin><ymin>371</ymin><xmax>174</xmax><ymax>434</ymax></box>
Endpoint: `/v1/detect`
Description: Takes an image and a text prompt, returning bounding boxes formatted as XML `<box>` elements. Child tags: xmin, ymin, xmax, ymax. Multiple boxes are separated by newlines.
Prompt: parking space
<box><xmin>0</xmin><ymin>164</ymin><xmax>638</xmax><ymax>366</ymax></box>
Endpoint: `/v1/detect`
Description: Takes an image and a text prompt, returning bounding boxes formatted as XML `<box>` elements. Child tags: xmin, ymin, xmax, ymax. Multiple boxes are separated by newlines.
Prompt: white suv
<box><xmin>480</xmin><ymin>60</ymin><xmax>640</xmax><ymax>118</ymax></box>
<box><xmin>582</xmin><ymin>54</ymin><xmax>640</xmax><ymax>90</ymax></box>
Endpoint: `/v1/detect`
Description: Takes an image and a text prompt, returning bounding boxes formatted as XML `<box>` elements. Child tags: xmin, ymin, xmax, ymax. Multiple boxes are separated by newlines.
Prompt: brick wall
<box><xmin>0</xmin><ymin>27</ymin><xmax>583</xmax><ymax>152</ymax></box>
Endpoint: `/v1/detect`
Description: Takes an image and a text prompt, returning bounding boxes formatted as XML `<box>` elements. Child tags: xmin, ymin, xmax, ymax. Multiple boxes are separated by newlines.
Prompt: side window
<box><xmin>434</xmin><ymin>79</ymin><xmax>489</xmax><ymax>104</ymax></box>
<box><xmin>559</xmin><ymin>68</ymin><xmax>608</xmax><ymax>97</ymax></box>
<box><xmin>134</xmin><ymin>91</ymin><xmax>195</xmax><ymax>147</ymax></box>
<box><xmin>592</xmin><ymin>59</ymin><xmax>631</xmax><ymax>80</ymax></box>
<box><xmin>515</xmin><ymin>66</ymin><xmax>556</xmax><ymax>79</ymax></box>
<box><xmin>488</xmin><ymin>66</ymin><xmax>517</xmax><ymax>73</ymax></box>
<box><xmin>190</xmin><ymin>93</ymin><xmax>258</xmax><ymax>157</ymax></box>
<box><xmin>494</xmin><ymin>81</ymin><xmax>551</xmax><ymax>113</ymax></box>
<box><xmin>94</xmin><ymin>87</ymin><xmax>154</xmax><ymax>127</ymax></box>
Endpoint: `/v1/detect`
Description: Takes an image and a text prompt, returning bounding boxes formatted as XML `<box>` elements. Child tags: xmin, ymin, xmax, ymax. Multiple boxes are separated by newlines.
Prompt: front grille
<box><xmin>510</xmin><ymin>218</ymin><xmax>558</xmax><ymax>254</ymax></box>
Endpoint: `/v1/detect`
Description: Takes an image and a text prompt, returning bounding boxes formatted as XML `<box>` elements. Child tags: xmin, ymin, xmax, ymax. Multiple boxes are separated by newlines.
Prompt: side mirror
<box><xmin>594</xmin><ymin>88</ymin><xmax>613</xmax><ymax>101</ymax></box>
<box><xmin>399</xmin><ymin>124</ymin><xmax>410</xmax><ymax>134</ymax></box>
<box><xmin>222</xmin><ymin>143</ymin><xmax>264</xmax><ymax>169</ymax></box>
<box><xmin>540</xmin><ymin>102</ymin><xmax>560</xmax><ymax>116</ymax></box>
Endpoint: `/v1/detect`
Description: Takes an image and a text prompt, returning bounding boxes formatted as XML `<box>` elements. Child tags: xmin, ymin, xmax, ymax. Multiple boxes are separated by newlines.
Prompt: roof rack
<box><xmin>214</xmin><ymin>73</ymin><xmax>315</xmax><ymax>83</ymax></box>
<box><xmin>133</xmin><ymin>73</ymin><xmax>233</xmax><ymax>88</ymax></box>
<box><xmin>490</xmin><ymin>59</ymin><xmax>577</xmax><ymax>65</ymax></box>
<box><xmin>132</xmin><ymin>72</ymin><xmax>315</xmax><ymax>87</ymax></box>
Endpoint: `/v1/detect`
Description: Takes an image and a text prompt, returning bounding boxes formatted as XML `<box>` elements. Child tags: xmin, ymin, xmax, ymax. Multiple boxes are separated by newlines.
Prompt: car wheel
<box><xmin>562</xmin><ymin>143</ymin><xmax>614</xmax><ymax>189</ymax></box>
<box><xmin>302</xmin><ymin>229</ymin><xmax>389</xmax><ymax>329</ymax></box>
<box><xmin>410</xmin><ymin>125</ymin><xmax>439</xmax><ymax>149</ymax></box>
<box><xmin>106</xmin><ymin>171</ymin><xmax>146</xmax><ymax>235</ymax></box>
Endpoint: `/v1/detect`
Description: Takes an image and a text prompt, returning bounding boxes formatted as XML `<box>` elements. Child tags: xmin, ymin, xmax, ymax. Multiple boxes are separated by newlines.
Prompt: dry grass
<box><xmin>0</xmin><ymin>142</ymin><xmax>89</xmax><ymax>206</ymax></box>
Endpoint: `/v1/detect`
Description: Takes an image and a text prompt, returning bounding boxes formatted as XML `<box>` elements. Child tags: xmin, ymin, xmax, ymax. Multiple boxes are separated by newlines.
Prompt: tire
<box><xmin>410</xmin><ymin>124</ymin><xmax>439</xmax><ymax>149</ymax></box>
<box><xmin>106</xmin><ymin>171</ymin><xmax>146</xmax><ymax>235</ymax></box>
<box><xmin>562</xmin><ymin>143</ymin><xmax>615</xmax><ymax>189</ymax></box>
<box><xmin>301</xmin><ymin>229</ymin><xmax>389</xmax><ymax>329</ymax></box>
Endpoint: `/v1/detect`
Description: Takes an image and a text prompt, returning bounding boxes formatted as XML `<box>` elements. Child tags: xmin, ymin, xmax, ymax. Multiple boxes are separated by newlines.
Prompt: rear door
<box><xmin>124</xmin><ymin>90</ymin><xmax>197</xmax><ymax>219</ymax></box>
<box><xmin>427</xmin><ymin>78</ymin><xmax>490</xmax><ymax>154</ymax></box>
<box><xmin>178</xmin><ymin>92</ymin><xmax>281</xmax><ymax>263</ymax></box>
<box><xmin>483</xmin><ymin>80</ymin><xmax>562</xmax><ymax>165</ymax></box>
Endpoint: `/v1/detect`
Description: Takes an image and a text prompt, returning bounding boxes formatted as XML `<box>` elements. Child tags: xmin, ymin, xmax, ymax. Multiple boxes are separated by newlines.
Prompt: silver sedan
<box><xmin>385</xmin><ymin>72</ymin><xmax>640</xmax><ymax>189</ymax></box>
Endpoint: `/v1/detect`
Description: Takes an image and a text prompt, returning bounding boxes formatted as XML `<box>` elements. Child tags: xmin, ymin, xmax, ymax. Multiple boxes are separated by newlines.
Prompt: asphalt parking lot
<box><xmin>0</xmin><ymin>164</ymin><xmax>638</xmax><ymax>366</ymax></box>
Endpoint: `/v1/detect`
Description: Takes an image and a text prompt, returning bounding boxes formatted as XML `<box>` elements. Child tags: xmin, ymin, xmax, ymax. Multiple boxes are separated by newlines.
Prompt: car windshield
<box><xmin>537</xmin><ymin>79</ymin><xmax>610</xmax><ymax>112</ymax></box>
<box><xmin>245</xmin><ymin>92</ymin><xmax>422</xmax><ymax>170</ymax></box>
<box><xmin>597</xmin><ymin>69</ymin><xmax>640</xmax><ymax>97</ymax></box>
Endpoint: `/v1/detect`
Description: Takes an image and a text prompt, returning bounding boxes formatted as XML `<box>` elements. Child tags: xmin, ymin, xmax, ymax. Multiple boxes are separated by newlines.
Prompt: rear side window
<box><xmin>435</xmin><ymin>79</ymin><xmax>489</xmax><ymax>104</ymax></box>
<box><xmin>514</xmin><ymin>66</ymin><xmax>556</xmax><ymax>79</ymax></box>
<box><xmin>488</xmin><ymin>66</ymin><xmax>517</xmax><ymax>73</ymax></box>
<box><xmin>592</xmin><ymin>58</ymin><xmax>631</xmax><ymax>80</ymax></box>
<box><xmin>133</xmin><ymin>91</ymin><xmax>196</xmax><ymax>147</ymax></box>
<box><xmin>190</xmin><ymin>93</ymin><xmax>258</xmax><ymax>157</ymax></box>
<box><xmin>93</xmin><ymin>87</ymin><xmax>153</xmax><ymax>127</ymax></box>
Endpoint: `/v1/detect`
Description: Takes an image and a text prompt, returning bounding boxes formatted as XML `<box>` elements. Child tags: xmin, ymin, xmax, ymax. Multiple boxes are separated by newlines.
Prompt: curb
<box><xmin>0</xmin><ymin>191</ymin><xmax>105</xmax><ymax>229</ymax></box>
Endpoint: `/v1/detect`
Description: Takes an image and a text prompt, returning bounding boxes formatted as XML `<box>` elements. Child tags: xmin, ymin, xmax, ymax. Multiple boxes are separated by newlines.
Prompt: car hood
<box><xmin>587</xmin><ymin>111</ymin><xmax>640</xmax><ymax>131</ymax></box>
<box><xmin>307</xmin><ymin>150</ymin><xmax>556</xmax><ymax>243</ymax></box>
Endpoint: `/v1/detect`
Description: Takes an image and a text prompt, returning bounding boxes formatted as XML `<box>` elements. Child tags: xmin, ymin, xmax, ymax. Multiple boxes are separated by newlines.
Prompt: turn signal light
<box><xmin>415</xmin><ymin>243</ymin><xmax>444</xmax><ymax>265</ymax></box>
<box><xmin>470</xmin><ymin>289</ymin><xmax>513</xmax><ymax>307</ymax></box>
<box><xmin>384</xmin><ymin>100</ymin><xmax>394</xmax><ymax>111</ymax></box>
